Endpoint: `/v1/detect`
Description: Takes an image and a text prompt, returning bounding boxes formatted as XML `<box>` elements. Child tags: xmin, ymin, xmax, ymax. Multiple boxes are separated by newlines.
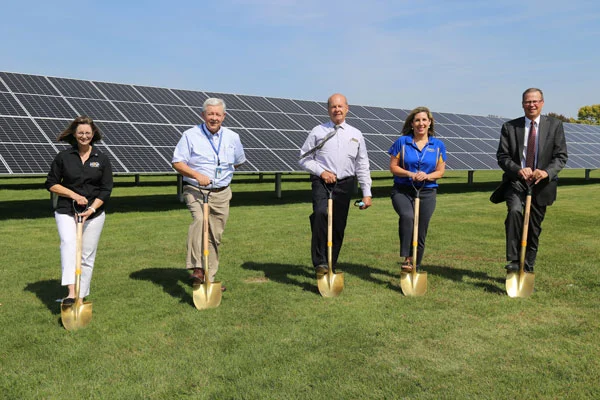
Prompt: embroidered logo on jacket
<box><xmin>90</xmin><ymin>162</ymin><xmax>100</xmax><ymax>168</ymax></box>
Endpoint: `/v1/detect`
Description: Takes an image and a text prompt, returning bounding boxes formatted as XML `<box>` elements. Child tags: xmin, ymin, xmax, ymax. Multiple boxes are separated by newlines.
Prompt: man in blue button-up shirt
<box><xmin>173</xmin><ymin>98</ymin><xmax>246</xmax><ymax>288</ymax></box>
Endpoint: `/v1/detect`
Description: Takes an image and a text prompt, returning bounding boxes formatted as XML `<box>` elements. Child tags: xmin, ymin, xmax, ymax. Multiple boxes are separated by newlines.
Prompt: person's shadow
<box><xmin>129</xmin><ymin>268</ymin><xmax>193</xmax><ymax>305</ymax></box>
<box><xmin>242</xmin><ymin>262</ymin><xmax>318</xmax><ymax>294</ymax></box>
<box><xmin>24</xmin><ymin>279</ymin><xmax>63</xmax><ymax>324</ymax></box>
<box><xmin>336</xmin><ymin>262</ymin><xmax>403</xmax><ymax>293</ymax></box>
<box><xmin>242</xmin><ymin>261</ymin><xmax>403</xmax><ymax>294</ymax></box>
<box><xmin>424</xmin><ymin>264</ymin><xmax>505</xmax><ymax>294</ymax></box>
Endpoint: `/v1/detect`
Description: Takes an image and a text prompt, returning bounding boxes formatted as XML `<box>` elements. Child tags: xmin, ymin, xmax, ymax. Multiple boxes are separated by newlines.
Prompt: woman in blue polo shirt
<box><xmin>388</xmin><ymin>106</ymin><xmax>446</xmax><ymax>272</ymax></box>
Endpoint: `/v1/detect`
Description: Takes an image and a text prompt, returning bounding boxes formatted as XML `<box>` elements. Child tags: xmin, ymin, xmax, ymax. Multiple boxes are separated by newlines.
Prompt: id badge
<box><xmin>215</xmin><ymin>167</ymin><xmax>222</xmax><ymax>179</ymax></box>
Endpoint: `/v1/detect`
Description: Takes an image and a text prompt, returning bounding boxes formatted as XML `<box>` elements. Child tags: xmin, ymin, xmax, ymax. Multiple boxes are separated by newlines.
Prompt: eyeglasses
<box><xmin>523</xmin><ymin>100</ymin><xmax>543</xmax><ymax>106</ymax></box>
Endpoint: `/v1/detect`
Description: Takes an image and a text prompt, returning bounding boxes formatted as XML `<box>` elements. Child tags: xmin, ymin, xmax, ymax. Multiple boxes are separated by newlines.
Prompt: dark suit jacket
<box><xmin>491</xmin><ymin>115</ymin><xmax>568</xmax><ymax>206</ymax></box>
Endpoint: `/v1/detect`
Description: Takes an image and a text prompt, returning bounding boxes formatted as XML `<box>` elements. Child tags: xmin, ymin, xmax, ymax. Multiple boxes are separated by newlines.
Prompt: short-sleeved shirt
<box><xmin>388</xmin><ymin>135</ymin><xmax>447</xmax><ymax>189</ymax></box>
<box><xmin>45</xmin><ymin>145</ymin><xmax>113</xmax><ymax>218</ymax></box>
<box><xmin>172</xmin><ymin>124</ymin><xmax>246</xmax><ymax>189</ymax></box>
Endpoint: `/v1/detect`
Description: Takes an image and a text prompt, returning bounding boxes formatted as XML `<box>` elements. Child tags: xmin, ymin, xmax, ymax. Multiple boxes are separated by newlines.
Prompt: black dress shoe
<box><xmin>315</xmin><ymin>265</ymin><xmax>328</xmax><ymax>275</ymax></box>
<box><xmin>524</xmin><ymin>266</ymin><xmax>534</xmax><ymax>273</ymax></box>
<box><xmin>505</xmin><ymin>261</ymin><xmax>519</xmax><ymax>273</ymax></box>
<box><xmin>62</xmin><ymin>298</ymin><xmax>75</xmax><ymax>306</ymax></box>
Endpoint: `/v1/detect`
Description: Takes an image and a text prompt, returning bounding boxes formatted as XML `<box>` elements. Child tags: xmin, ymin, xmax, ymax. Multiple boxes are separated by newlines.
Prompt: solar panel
<box><xmin>0</xmin><ymin>72</ymin><xmax>60</xmax><ymax>95</ymax></box>
<box><xmin>94</xmin><ymin>82</ymin><xmax>146</xmax><ymax>103</ymax></box>
<box><xmin>1</xmin><ymin>71</ymin><xmax>599</xmax><ymax>177</ymax></box>
<box><xmin>0</xmin><ymin>116</ymin><xmax>49</xmax><ymax>143</ymax></box>
<box><xmin>172</xmin><ymin>89</ymin><xmax>208</xmax><ymax>108</ymax></box>
<box><xmin>16</xmin><ymin>94</ymin><xmax>76</xmax><ymax>119</ymax></box>
<box><xmin>113</xmin><ymin>101</ymin><xmax>168</xmax><ymax>124</ymax></box>
<box><xmin>135</xmin><ymin>86</ymin><xmax>185</xmax><ymax>106</ymax></box>
<box><xmin>266</xmin><ymin>97</ymin><xmax>307</xmax><ymax>114</ymax></box>
<box><xmin>0</xmin><ymin>92</ymin><xmax>26</xmax><ymax>116</ymax></box>
<box><xmin>153</xmin><ymin>104</ymin><xmax>201</xmax><ymax>125</ymax></box>
<box><xmin>237</xmin><ymin>95</ymin><xmax>280</xmax><ymax>112</ymax></box>
<box><xmin>286</xmin><ymin>113</ymin><xmax>323</xmax><ymax>130</ymax></box>
<box><xmin>293</xmin><ymin>100</ymin><xmax>327</xmax><ymax>116</ymax></box>
<box><xmin>259</xmin><ymin>112</ymin><xmax>303</xmax><ymax>130</ymax></box>
<box><xmin>48</xmin><ymin>77</ymin><xmax>105</xmax><ymax>99</ymax></box>
<box><xmin>68</xmin><ymin>98</ymin><xmax>127</xmax><ymax>121</ymax></box>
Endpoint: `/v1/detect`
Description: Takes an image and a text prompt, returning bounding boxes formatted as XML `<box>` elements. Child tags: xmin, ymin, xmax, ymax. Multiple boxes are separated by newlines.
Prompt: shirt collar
<box><xmin>201</xmin><ymin>124</ymin><xmax>222</xmax><ymax>136</ymax></box>
<box><xmin>525</xmin><ymin>116</ymin><xmax>541</xmax><ymax>126</ymax></box>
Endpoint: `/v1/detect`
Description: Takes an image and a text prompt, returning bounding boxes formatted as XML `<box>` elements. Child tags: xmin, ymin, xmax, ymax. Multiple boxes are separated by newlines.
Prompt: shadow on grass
<box><xmin>339</xmin><ymin>262</ymin><xmax>403</xmax><ymax>293</ymax></box>
<box><xmin>129</xmin><ymin>268</ymin><xmax>193</xmax><ymax>305</ymax></box>
<box><xmin>242</xmin><ymin>262</ymin><xmax>319</xmax><ymax>294</ymax></box>
<box><xmin>425</xmin><ymin>264</ymin><xmax>505</xmax><ymax>294</ymax></box>
<box><xmin>242</xmin><ymin>261</ymin><xmax>405</xmax><ymax>294</ymax></box>
<box><xmin>24</xmin><ymin>279</ymin><xmax>63</xmax><ymax>316</ymax></box>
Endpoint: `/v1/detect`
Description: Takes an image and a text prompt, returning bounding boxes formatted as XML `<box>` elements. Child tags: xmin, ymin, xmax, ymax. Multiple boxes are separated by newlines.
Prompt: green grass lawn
<box><xmin>1</xmin><ymin>170</ymin><xmax>599</xmax><ymax>399</ymax></box>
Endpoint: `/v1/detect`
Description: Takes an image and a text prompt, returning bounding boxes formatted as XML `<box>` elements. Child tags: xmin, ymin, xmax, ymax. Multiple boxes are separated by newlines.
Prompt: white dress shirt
<box><xmin>299</xmin><ymin>120</ymin><xmax>372</xmax><ymax>197</ymax></box>
<box><xmin>522</xmin><ymin>116</ymin><xmax>540</xmax><ymax>169</ymax></box>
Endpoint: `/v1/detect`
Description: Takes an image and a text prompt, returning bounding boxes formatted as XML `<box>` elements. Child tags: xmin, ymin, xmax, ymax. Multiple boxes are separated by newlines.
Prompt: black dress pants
<box><xmin>309</xmin><ymin>175</ymin><xmax>354</xmax><ymax>269</ymax></box>
<box><xmin>505</xmin><ymin>187</ymin><xmax>546</xmax><ymax>270</ymax></box>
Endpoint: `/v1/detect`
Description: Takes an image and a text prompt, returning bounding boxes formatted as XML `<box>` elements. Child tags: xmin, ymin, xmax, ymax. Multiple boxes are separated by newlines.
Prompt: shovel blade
<box><xmin>506</xmin><ymin>271</ymin><xmax>535</xmax><ymax>298</ymax></box>
<box><xmin>193</xmin><ymin>281</ymin><xmax>222</xmax><ymax>310</ymax></box>
<box><xmin>61</xmin><ymin>302</ymin><xmax>93</xmax><ymax>331</ymax></box>
<box><xmin>317</xmin><ymin>271</ymin><xmax>344</xmax><ymax>297</ymax></box>
<box><xmin>400</xmin><ymin>271</ymin><xmax>427</xmax><ymax>296</ymax></box>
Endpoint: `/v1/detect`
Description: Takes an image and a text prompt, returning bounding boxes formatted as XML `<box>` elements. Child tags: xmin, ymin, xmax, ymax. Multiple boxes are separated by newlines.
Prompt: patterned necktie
<box><xmin>526</xmin><ymin>121</ymin><xmax>536</xmax><ymax>169</ymax></box>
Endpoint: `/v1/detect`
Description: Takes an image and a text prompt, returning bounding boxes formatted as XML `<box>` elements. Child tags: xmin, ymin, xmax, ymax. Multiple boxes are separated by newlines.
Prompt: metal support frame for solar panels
<box><xmin>468</xmin><ymin>171</ymin><xmax>474</xmax><ymax>184</ymax></box>
<box><xmin>275</xmin><ymin>173</ymin><xmax>282</xmax><ymax>198</ymax></box>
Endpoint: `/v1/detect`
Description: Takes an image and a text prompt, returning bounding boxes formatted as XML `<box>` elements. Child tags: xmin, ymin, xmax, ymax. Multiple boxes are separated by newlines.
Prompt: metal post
<box><xmin>468</xmin><ymin>170</ymin><xmax>474</xmax><ymax>184</ymax></box>
<box><xmin>275</xmin><ymin>173</ymin><xmax>282</xmax><ymax>199</ymax></box>
<box><xmin>135</xmin><ymin>174</ymin><xmax>140</xmax><ymax>185</ymax></box>
<box><xmin>177</xmin><ymin>175</ymin><xmax>184</xmax><ymax>202</ymax></box>
<box><xmin>585</xmin><ymin>169</ymin><xmax>591</xmax><ymax>180</ymax></box>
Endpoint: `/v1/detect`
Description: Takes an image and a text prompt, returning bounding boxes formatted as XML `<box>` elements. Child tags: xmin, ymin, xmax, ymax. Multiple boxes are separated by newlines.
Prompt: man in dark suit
<box><xmin>492</xmin><ymin>88</ymin><xmax>568</xmax><ymax>273</ymax></box>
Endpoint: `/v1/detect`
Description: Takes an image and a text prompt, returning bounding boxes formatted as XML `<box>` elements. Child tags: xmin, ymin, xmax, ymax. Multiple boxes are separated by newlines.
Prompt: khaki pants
<box><xmin>183</xmin><ymin>185</ymin><xmax>231</xmax><ymax>282</ymax></box>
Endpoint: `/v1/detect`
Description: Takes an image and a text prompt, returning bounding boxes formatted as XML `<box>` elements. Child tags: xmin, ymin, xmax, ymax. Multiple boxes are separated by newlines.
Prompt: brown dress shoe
<box><xmin>221</xmin><ymin>285</ymin><xmax>226</xmax><ymax>292</ymax></box>
<box><xmin>401</xmin><ymin>259</ymin><xmax>413</xmax><ymax>273</ymax></box>
<box><xmin>190</xmin><ymin>268</ymin><xmax>205</xmax><ymax>282</ymax></box>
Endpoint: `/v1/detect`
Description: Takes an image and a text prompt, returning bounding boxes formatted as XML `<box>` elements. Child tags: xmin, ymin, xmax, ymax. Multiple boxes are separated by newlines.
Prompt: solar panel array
<box><xmin>1</xmin><ymin>71</ymin><xmax>599</xmax><ymax>176</ymax></box>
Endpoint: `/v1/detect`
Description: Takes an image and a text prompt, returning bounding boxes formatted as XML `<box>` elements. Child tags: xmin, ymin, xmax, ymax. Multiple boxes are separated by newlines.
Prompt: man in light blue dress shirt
<box><xmin>299</xmin><ymin>93</ymin><xmax>372</xmax><ymax>275</ymax></box>
<box><xmin>172</xmin><ymin>98</ymin><xmax>246</xmax><ymax>289</ymax></box>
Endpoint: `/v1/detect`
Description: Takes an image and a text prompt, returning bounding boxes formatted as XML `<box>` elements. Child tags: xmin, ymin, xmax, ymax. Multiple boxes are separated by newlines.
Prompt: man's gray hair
<box><xmin>203</xmin><ymin>98</ymin><xmax>226</xmax><ymax>113</ymax></box>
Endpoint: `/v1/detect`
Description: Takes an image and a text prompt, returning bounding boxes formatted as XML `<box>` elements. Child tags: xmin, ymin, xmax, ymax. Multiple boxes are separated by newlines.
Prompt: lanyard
<box><xmin>200</xmin><ymin>124</ymin><xmax>223</xmax><ymax>166</ymax></box>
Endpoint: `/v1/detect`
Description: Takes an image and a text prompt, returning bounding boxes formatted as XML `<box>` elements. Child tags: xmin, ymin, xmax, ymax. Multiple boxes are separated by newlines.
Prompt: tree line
<box><xmin>548</xmin><ymin>104</ymin><xmax>600</xmax><ymax>125</ymax></box>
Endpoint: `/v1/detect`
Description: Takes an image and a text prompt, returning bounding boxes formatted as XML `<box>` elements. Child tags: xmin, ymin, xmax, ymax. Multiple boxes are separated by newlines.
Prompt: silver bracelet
<box><xmin>89</xmin><ymin>206</ymin><xmax>97</xmax><ymax>213</ymax></box>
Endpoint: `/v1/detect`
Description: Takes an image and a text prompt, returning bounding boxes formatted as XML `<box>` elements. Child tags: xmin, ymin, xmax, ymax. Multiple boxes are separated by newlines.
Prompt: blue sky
<box><xmin>1</xmin><ymin>0</ymin><xmax>598</xmax><ymax>119</ymax></box>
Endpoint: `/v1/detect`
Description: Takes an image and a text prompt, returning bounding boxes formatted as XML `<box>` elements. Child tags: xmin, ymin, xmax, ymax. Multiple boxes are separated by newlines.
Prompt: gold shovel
<box><xmin>193</xmin><ymin>190</ymin><xmax>222</xmax><ymax>309</ymax></box>
<box><xmin>400</xmin><ymin>184</ymin><xmax>427</xmax><ymax>296</ymax></box>
<box><xmin>61</xmin><ymin>212</ymin><xmax>93</xmax><ymax>331</ymax></box>
<box><xmin>506</xmin><ymin>185</ymin><xmax>535</xmax><ymax>298</ymax></box>
<box><xmin>317</xmin><ymin>183</ymin><xmax>344</xmax><ymax>297</ymax></box>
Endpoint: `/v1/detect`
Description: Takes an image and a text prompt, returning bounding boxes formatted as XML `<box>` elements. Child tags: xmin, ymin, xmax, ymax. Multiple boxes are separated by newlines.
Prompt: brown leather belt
<box><xmin>210</xmin><ymin>186</ymin><xmax>229</xmax><ymax>192</ymax></box>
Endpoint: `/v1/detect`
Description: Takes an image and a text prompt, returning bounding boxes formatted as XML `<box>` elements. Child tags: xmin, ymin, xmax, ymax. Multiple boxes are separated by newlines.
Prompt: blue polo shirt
<box><xmin>388</xmin><ymin>135</ymin><xmax>447</xmax><ymax>188</ymax></box>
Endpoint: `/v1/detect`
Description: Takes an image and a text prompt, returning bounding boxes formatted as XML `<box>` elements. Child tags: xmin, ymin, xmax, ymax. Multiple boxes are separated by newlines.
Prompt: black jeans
<box><xmin>309</xmin><ymin>175</ymin><xmax>354</xmax><ymax>268</ymax></box>
<box><xmin>391</xmin><ymin>185</ymin><xmax>437</xmax><ymax>267</ymax></box>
